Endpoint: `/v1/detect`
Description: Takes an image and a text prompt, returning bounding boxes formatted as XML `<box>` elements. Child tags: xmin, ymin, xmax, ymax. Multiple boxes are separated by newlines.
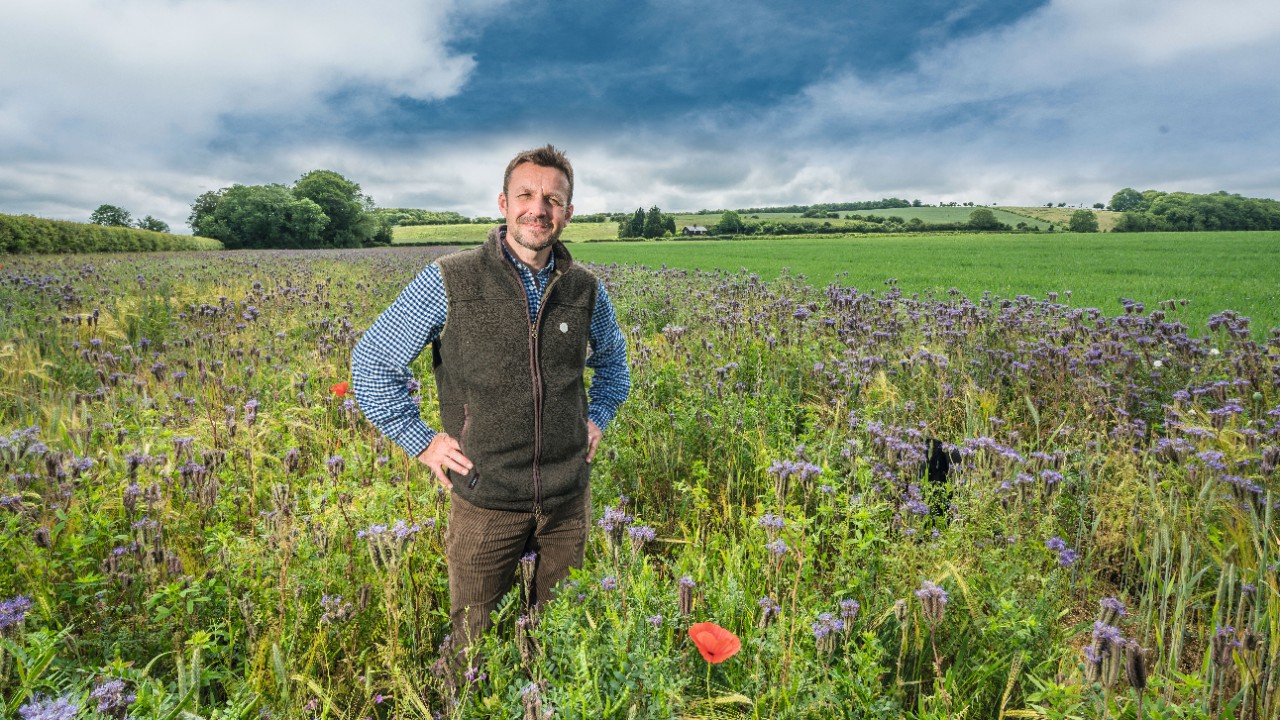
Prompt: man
<box><xmin>351</xmin><ymin>145</ymin><xmax>630</xmax><ymax>662</ymax></box>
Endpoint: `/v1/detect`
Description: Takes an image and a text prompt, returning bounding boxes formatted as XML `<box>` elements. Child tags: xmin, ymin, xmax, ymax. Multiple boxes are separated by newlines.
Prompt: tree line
<box><xmin>1109</xmin><ymin>188</ymin><xmax>1280</xmax><ymax>232</ymax></box>
<box><xmin>688</xmin><ymin>207</ymin><xmax>1028</xmax><ymax>237</ymax></box>
<box><xmin>87</xmin><ymin>204</ymin><xmax>173</xmax><ymax>234</ymax></box>
<box><xmin>617</xmin><ymin>206</ymin><xmax>678</xmax><ymax>239</ymax></box>
<box><xmin>189</xmin><ymin>170</ymin><xmax>392</xmax><ymax>249</ymax></box>
<box><xmin>702</xmin><ymin>199</ymin><xmax>921</xmax><ymax>215</ymax></box>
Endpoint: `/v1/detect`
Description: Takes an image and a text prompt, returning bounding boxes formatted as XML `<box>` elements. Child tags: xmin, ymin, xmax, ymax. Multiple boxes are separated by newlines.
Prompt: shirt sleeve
<box><xmin>584</xmin><ymin>280</ymin><xmax>631</xmax><ymax>430</ymax></box>
<box><xmin>351</xmin><ymin>263</ymin><xmax>448</xmax><ymax>457</ymax></box>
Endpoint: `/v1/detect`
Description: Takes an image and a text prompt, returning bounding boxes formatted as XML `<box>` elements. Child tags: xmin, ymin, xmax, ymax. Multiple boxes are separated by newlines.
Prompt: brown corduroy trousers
<box><xmin>443</xmin><ymin>485</ymin><xmax>591</xmax><ymax>653</ymax></box>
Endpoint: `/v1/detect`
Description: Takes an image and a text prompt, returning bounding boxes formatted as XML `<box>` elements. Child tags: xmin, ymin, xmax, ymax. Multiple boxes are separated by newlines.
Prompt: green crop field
<box><xmin>394</xmin><ymin>222</ymin><xmax>619</xmax><ymax>243</ymax></box>
<box><xmin>573</xmin><ymin>231</ymin><xmax>1280</xmax><ymax>335</ymax></box>
<box><xmin>2</xmin><ymin>244</ymin><xmax>1279</xmax><ymax>718</ymax></box>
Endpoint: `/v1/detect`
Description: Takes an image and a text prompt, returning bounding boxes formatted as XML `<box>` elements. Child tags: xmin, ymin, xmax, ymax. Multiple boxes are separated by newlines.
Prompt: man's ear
<box><xmin>565</xmin><ymin>203</ymin><xmax>574</xmax><ymax>223</ymax></box>
<box><xmin>497</xmin><ymin>192</ymin><xmax>508</xmax><ymax>217</ymax></box>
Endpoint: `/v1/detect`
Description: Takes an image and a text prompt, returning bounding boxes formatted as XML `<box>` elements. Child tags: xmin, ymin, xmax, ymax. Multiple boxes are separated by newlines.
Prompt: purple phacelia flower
<box><xmin>757</xmin><ymin>513</ymin><xmax>785</xmax><ymax>531</ymax></box>
<box><xmin>0</xmin><ymin>595</ymin><xmax>35</xmax><ymax>630</ymax></box>
<box><xmin>597</xmin><ymin>505</ymin><xmax>633</xmax><ymax>533</ymax></box>
<box><xmin>1100</xmin><ymin>597</ymin><xmax>1127</xmax><ymax>616</ymax></box>
<box><xmin>811</xmin><ymin>612</ymin><xmax>845</xmax><ymax>639</ymax></box>
<box><xmin>1093</xmin><ymin>621</ymin><xmax>1124</xmax><ymax>646</ymax></box>
<box><xmin>759</xmin><ymin>596</ymin><xmax>782</xmax><ymax>618</ymax></box>
<box><xmin>840</xmin><ymin>599</ymin><xmax>861</xmax><ymax>620</ymax></box>
<box><xmin>17</xmin><ymin>694</ymin><xmax>79</xmax><ymax>720</ymax></box>
<box><xmin>627</xmin><ymin>525</ymin><xmax>657</xmax><ymax>543</ymax></box>
<box><xmin>90</xmin><ymin>678</ymin><xmax>137</xmax><ymax>716</ymax></box>
<box><xmin>390</xmin><ymin>520</ymin><xmax>421</xmax><ymax>540</ymax></box>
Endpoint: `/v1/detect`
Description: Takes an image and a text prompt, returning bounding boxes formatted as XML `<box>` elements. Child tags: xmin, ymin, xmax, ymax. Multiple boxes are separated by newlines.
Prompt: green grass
<box><xmin>573</xmin><ymin>231</ymin><xmax>1280</xmax><ymax>335</ymax></box>
<box><xmin>393</xmin><ymin>222</ymin><xmax>620</xmax><ymax>243</ymax></box>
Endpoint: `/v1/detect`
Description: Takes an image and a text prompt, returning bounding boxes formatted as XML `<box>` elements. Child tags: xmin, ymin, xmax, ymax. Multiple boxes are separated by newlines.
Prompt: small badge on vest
<box><xmin>559</xmin><ymin>322</ymin><xmax>569</xmax><ymax>333</ymax></box>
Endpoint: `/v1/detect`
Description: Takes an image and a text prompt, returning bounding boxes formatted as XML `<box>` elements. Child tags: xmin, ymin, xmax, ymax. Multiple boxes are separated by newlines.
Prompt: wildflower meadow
<box><xmin>1</xmin><ymin>246</ymin><xmax>1278</xmax><ymax>719</ymax></box>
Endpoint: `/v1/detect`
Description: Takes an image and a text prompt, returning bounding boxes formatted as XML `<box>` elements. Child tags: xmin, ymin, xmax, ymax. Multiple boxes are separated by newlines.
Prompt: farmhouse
<box><xmin>681</xmin><ymin>225</ymin><xmax>708</xmax><ymax>236</ymax></box>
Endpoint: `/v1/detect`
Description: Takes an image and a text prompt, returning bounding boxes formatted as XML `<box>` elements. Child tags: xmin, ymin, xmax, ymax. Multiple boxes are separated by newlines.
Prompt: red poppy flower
<box><xmin>688</xmin><ymin>622</ymin><xmax>741</xmax><ymax>664</ymax></box>
<box><xmin>331</xmin><ymin>381</ymin><xmax>350</xmax><ymax>397</ymax></box>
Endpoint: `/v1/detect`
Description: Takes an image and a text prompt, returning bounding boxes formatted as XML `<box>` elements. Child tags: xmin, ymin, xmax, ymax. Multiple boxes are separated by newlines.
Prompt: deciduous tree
<box><xmin>135</xmin><ymin>216</ymin><xmax>170</xmax><ymax>233</ymax></box>
<box><xmin>293</xmin><ymin>170</ymin><xmax>377</xmax><ymax>248</ymax></box>
<box><xmin>967</xmin><ymin>208</ymin><xmax>1002</xmax><ymax>231</ymax></box>
<box><xmin>714</xmin><ymin>210</ymin><xmax>745</xmax><ymax>235</ymax></box>
<box><xmin>1108</xmin><ymin>188</ymin><xmax>1144</xmax><ymax>212</ymax></box>
<box><xmin>208</xmin><ymin>184</ymin><xmax>328</xmax><ymax>249</ymax></box>
<box><xmin>1068</xmin><ymin>210</ymin><xmax>1100</xmax><ymax>233</ymax></box>
<box><xmin>90</xmin><ymin>204</ymin><xmax>132</xmax><ymax>227</ymax></box>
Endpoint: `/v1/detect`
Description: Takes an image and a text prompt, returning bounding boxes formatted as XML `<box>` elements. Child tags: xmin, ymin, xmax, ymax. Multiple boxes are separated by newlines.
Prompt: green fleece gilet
<box><xmin>433</xmin><ymin>226</ymin><xmax>598</xmax><ymax>513</ymax></box>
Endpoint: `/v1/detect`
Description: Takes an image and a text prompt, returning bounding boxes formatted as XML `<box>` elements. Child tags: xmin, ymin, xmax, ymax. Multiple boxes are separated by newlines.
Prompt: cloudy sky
<box><xmin>3</xmin><ymin>0</ymin><xmax>1279</xmax><ymax>231</ymax></box>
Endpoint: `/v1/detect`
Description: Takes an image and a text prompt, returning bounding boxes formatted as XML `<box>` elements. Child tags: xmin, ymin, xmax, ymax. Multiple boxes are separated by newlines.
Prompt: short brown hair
<box><xmin>503</xmin><ymin>144</ymin><xmax>574</xmax><ymax>203</ymax></box>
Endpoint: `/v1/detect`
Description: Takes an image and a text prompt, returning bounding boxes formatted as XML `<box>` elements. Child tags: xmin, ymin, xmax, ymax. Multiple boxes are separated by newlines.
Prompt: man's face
<box><xmin>499</xmin><ymin>162</ymin><xmax>573</xmax><ymax>253</ymax></box>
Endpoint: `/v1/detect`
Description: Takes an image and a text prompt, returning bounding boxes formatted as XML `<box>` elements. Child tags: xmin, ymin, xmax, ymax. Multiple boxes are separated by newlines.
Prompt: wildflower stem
<box><xmin>780</xmin><ymin>547</ymin><xmax>805</xmax><ymax>686</ymax></box>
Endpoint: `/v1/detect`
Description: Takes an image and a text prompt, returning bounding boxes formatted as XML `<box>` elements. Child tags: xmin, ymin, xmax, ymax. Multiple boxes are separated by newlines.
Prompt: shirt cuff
<box><xmin>395</xmin><ymin>423</ymin><xmax>436</xmax><ymax>458</ymax></box>
<box><xmin>587</xmin><ymin>405</ymin><xmax>618</xmax><ymax>431</ymax></box>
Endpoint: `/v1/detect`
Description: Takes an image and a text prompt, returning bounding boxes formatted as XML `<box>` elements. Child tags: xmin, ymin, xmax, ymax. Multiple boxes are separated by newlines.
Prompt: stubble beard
<box><xmin>508</xmin><ymin>217</ymin><xmax>561</xmax><ymax>253</ymax></box>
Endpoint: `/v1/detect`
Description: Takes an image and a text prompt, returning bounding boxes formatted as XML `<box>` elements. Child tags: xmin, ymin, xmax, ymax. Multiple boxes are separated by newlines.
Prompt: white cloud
<box><xmin>734</xmin><ymin>0</ymin><xmax>1280</xmax><ymax>205</ymax></box>
<box><xmin>3</xmin><ymin>0</ymin><xmax>1279</xmax><ymax>228</ymax></box>
<box><xmin>0</xmin><ymin>0</ymin><xmax>494</xmax><ymax>161</ymax></box>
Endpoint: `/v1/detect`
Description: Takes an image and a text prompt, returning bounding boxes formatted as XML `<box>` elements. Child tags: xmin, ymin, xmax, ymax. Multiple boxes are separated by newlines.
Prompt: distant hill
<box><xmin>1002</xmin><ymin>207</ymin><xmax>1122</xmax><ymax>232</ymax></box>
<box><xmin>676</xmin><ymin>207</ymin><xmax>1049</xmax><ymax>231</ymax></box>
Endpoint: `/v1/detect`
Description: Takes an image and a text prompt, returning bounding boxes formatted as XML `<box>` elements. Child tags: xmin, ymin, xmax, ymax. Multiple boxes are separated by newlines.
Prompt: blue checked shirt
<box><xmin>351</xmin><ymin>242</ymin><xmax>631</xmax><ymax>458</ymax></box>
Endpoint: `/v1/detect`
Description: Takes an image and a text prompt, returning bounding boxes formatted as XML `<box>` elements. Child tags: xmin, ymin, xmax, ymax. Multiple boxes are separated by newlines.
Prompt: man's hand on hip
<box><xmin>417</xmin><ymin>433</ymin><xmax>472</xmax><ymax>489</ymax></box>
<box><xmin>586</xmin><ymin>420</ymin><xmax>603</xmax><ymax>463</ymax></box>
